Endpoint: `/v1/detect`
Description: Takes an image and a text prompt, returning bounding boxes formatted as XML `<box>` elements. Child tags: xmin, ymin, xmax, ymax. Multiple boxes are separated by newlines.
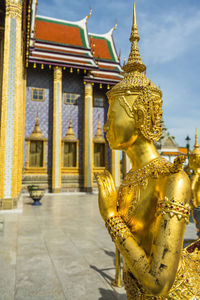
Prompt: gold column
<box><xmin>25</xmin><ymin>140</ymin><xmax>30</xmax><ymax>168</ymax></box>
<box><xmin>0</xmin><ymin>28</ymin><xmax>4</xmax><ymax>111</ymax></box>
<box><xmin>0</xmin><ymin>0</ymin><xmax>23</xmax><ymax>209</ymax></box>
<box><xmin>111</xmin><ymin>150</ymin><xmax>121</xmax><ymax>188</ymax></box>
<box><xmin>52</xmin><ymin>66</ymin><xmax>62</xmax><ymax>193</ymax></box>
<box><xmin>20</xmin><ymin>69</ymin><xmax>27</xmax><ymax>180</ymax></box>
<box><xmin>83</xmin><ymin>82</ymin><xmax>93</xmax><ymax>192</ymax></box>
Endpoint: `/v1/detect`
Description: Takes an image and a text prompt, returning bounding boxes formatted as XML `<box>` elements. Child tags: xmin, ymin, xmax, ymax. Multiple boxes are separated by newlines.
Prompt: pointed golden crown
<box><xmin>107</xmin><ymin>3</ymin><xmax>163</xmax><ymax>142</ymax></box>
<box><xmin>108</xmin><ymin>2</ymin><xmax>161</xmax><ymax>97</ymax></box>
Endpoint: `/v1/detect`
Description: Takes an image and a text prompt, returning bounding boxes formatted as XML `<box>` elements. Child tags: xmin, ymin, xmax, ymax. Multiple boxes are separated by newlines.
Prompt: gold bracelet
<box><xmin>156</xmin><ymin>197</ymin><xmax>190</xmax><ymax>224</ymax></box>
<box><xmin>105</xmin><ymin>215</ymin><xmax>132</xmax><ymax>243</ymax></box>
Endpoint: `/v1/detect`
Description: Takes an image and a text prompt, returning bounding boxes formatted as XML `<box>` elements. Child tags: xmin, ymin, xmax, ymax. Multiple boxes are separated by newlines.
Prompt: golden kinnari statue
<box><xmin>95</xmin><ymin>3</ymin><xmax>200</xmax><ymax>299</ymax></box>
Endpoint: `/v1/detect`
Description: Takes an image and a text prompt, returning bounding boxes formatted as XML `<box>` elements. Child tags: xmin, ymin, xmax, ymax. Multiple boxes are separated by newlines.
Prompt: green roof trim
<box><xmin>36</xmin><ymin>17</ymin><xmax>87</xmax><ymax>48</ymax></box>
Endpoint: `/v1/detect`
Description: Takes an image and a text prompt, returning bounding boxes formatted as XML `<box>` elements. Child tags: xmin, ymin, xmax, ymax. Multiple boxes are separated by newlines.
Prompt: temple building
<box><xmin>156</xmin><ymin>122</ymin><xmax>188</xmax><ymax>162</ymax></box>
<box><xmin>0</xmin><ymin>0</ymin><xmax>186</xmax><ymax>210</ymax></box>
<box><xmin>0</xmin><ymin>0</ymin><xmax>124</xmax><ymax>209</ymax></box>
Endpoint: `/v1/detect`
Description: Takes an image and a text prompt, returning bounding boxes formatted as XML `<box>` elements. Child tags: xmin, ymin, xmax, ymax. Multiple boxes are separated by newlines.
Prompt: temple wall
<box><xmin>62</xmin><ymin>72</ymin><xmax>84</xmax><ymax>170</ymax></box>
<box><xmin>93</xmin><ymin>87</ymin><xmax>106</xmax><ymax>137</ymax></box>
<box><xmin>23</xmin><ymin>69</ymin><xmax>113</xmax><ymax>191</ymax></box>
<box><xmin>24</xmin><ymin>68</ymin><xmax>53</xmax><ymax>168</ymax></box>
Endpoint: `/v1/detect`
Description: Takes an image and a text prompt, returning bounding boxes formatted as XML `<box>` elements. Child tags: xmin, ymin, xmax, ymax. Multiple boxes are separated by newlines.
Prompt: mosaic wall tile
<box><xmin>93</xmin><ymin>88</ymin><xmax>112</xmax><ymax>171</ymax></box>
<box><xmin>25</xmin><ymin>70</ymin><xmax>112</xmax><ymax>178</ymax></box>
<box><xmin>25</xmin><ymin>68</ymin><xmax>53</xmax><ymax>167</ymax></box>
<box><xmin>62</xmin><ymin>72</ymin><xmax>84</xmax><ymax>170</ymax></box>
<box><xmin>93</xmin><ymin>87</ymin><xmax>108</xmax><ymax>134</ymax></box>
<box><xmin>93</xmin><ymin>107</ymin><xmax>104</xmax><ymax>137</ymax></box>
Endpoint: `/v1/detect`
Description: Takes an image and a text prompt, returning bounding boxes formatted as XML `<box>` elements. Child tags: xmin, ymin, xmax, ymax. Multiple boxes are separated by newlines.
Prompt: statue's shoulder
<box><xmin>164</xmin><ymin>155</ymin><xmax>190</xmax><ymax>182</ymax></box>
<box><xmin>159</xmin><ymin>156</ymin><xmax>191</xmax><ymax>205</ymax></box>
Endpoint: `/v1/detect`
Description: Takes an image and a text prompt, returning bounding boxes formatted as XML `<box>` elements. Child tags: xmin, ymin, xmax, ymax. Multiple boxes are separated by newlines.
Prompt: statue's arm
<box><xmin>106</xmin><ymin>171</ymin><xmax>191</xmax><ymax>296</ymax></box>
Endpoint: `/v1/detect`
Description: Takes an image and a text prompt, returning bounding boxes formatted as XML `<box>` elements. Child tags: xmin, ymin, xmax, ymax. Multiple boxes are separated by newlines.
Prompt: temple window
<box><xmin>62</xmin><ymin>118</ymin><xmax>79</xmax><ymax>170</ymax></box>
<box><xmin>63</xmin><ymin>142</ymin><xmax>77</xmax><ymax>167</ymax></box>
<box><xmin>30</xmin><ymin>141</ymin><xmax>43</xmax><ymax>167</ymax></box>
<box><xmin>94</xmin><ymin>143</ymin><xmax>105</xmax><ymax>167</ymax></box>
<box><xmin>93</xmin><ymin>120</ymin><xmax>106</xmax><ymax>168</ymax></box>
<box><xmin>64</xmin><ymin>93</ymin><xmax>79</xmax><ymax>105</ymax></box>
<box><xmin>93</xmin><ymin>97</ymin><xmax>104</xmax><ymax>107</ymax></box>
<box><xmin>25</xmin><ymin>114</ymin><xmax>47</xmax><ymax>171</ymax></box>
<box><xmin>31</xmin><ymin>88</ymin><xmax>45</xmax><ymax>102</ymax></box>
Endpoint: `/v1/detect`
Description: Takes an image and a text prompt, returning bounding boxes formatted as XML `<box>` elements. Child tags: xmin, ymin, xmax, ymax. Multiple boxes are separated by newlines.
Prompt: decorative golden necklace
<box><xmin>118</xmin><ymin>156</ymin><xmax>184</xmax><ymax>219</ymax></box>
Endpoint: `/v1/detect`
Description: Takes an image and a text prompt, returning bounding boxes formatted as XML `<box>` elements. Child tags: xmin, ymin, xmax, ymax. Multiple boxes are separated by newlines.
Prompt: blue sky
<box><xmin>37</xmin><ymin>0</ymin><xmax>200</xmax><ymax>148</ymax></box>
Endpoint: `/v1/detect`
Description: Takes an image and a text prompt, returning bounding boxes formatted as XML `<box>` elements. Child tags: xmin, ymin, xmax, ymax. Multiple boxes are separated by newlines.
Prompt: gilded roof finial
<box><xmin>63</xmin><ymin>118</ymin><xmax>77</xmax><ymax>141</ymax></box>
<box><xmin>33</xmin><ymin>112</ymin><xmax>42</xmax><ymax>134</ymax></box>
<box><xmin>86</xmin><ymin>8</ymin><xmax>92</xmax><ymax>23</ymax></box>
<box><xmin>94</xmin><ymin>119</ymin><xmax>105</xmax><ymax>143</ymax></box>
<box><xmin>26</xmin><ymin>113</ymin><xmax>46</xmax><ymax>140</ymax></box>
<box><xmin>194</xmin><ymin>128</ymin><xmax>199</xmax><ymax>149</ymax></box>
<box><xmin>123</xmin><ymin>2</ymin><xmax>146</xmax><ymax>73</ymax></box>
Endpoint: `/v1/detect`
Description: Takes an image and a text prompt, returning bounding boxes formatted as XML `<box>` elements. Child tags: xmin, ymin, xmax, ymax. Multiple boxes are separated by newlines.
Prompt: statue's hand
<box><xmin>95</xmin><ymin>170</ymin><xmax>118</xmax><ymax>221</ymax></box>
<box><xmin>191</xmin><ymin>173</ymin><xmax>200</xmax><ymax>208</ymax></box>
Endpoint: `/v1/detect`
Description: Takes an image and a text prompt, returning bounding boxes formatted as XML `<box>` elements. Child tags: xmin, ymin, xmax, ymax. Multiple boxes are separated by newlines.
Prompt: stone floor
<box><xmin>0</xmin><ymin>193</ymin><xmax>198</xmax><ymax>300</ymax></box>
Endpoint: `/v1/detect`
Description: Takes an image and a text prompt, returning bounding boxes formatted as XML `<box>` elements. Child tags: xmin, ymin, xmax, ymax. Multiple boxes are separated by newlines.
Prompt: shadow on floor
<box><xmin>90</xmin><ymin>265</ymin><xmax>127</xmax><ymax>300</ymax></box>
<box><xmin>90</xmin><ymin>265</ymin><xmax>114</xmax><ymax>282</ymax></box>
<box><xmin>102</xmin><ymin>249</ymin><xmax>115</xmax><ymax>257</ymax></box>
<box><xmin>101</xmin><ymin>248</ymin><xmax>123</xmax><ymax>265</ymax></box>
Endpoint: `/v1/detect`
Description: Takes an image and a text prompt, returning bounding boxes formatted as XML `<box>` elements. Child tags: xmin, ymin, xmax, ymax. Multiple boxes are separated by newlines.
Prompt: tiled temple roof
<box><xmin>28</xmin><ymin>12</ymin><xmax>123</xmax><ymax>85</ymax></box>
<box><xmin>88</xmin><ymin>29</ymin><xmax>123</xmax><ymax>82</ymax></box>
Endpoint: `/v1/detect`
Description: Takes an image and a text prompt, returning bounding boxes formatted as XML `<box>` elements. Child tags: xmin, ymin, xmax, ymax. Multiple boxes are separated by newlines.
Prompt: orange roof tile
<box><xmin>92</xmin><ymin>73</ymin><xmax>121</xmax><ymax>80</ymax></box>
<box><xmin>98</xmin><ymin>64</ymin><xmax>116</xmax><ymax>70</ymax></box>
<box><xmin>162</xmin><ymin>152</ymin><xmax>185</xmax><ymax>156</ymax></box>
<box><xmin>36</xmin><ymin>18</ymin><xmax>85</xmax><ymax>47</ymax></box>
<box><xmin>178</xmin><ymin>147</ymin><xmax>188</xmax><ymax>154</ymax></box>
<box><xmin>90</xmin><ymin>37</ymin><xmax>113</xmax><ymax>60</ymax></box>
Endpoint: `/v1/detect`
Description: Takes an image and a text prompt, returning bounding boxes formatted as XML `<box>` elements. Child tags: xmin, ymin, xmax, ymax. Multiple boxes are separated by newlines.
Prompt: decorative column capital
<box><xmin>84</xmin><ymin>82</ymin><xmax>93</xmax><ymax>95</ymax></box>
<box><xmin>53</xmin><ymin>66</ymin><xmax>62</xmax><ymax>81</ymax></box>
<box><xmin>5</xmin><ymin>0</ymin><xmax>22</xmax><ymax>18</ymax></box>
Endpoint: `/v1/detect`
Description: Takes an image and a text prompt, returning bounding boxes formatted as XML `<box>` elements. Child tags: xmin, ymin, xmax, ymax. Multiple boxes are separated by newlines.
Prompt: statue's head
<box><xmin>104</xmin><ymin>3</ymin><xmax>163</xmax><ymax>150</ymax></box>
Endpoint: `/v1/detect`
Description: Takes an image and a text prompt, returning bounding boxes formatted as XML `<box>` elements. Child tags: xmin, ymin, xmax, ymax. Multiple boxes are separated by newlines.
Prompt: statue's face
<box><xmin>104</xmin><ymin>98</ymin><xmax>138</xmax><ymax>150</ymax></box>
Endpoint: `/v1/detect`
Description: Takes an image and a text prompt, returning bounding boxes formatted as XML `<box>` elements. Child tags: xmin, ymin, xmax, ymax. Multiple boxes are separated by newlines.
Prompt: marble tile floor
<box><xmin>0</xmin><ymin>193</ymin><xmax>198</xmax><ymax>300</ymax></box>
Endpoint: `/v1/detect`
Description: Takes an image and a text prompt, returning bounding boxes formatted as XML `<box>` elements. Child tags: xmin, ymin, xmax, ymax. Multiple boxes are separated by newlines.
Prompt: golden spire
<box><xmin>63</xmin><ymin>118</ymin><xmax>77</xmax><ymax>141</ymax></box>
<box><xmin>123</xmin><ymin>2</ymin><xmax>146</xmax><ymax>73</ymax></box>
<box><xmin>26</xmin><ymin>113</ymin><xmax>46</xmax><ymax>140</ymax></box>
<box><xmin>94</xmin><ymin>119</ymin><xmax>105</xmax><ymax>143</ymax></box>
<box><xmin>189</xmin><ymin>129</ymin><xmax>200</xmax><ymax>156</ymax></box>
<box><xmin>32</xmin><ymin>113</ymin><xmax>42</xmax><ymax>134</ymax></box>
<box><xmin>130</xmin><ymin>2</ymin><xmax>139</xmax><ymax>42</ymax></box>
<box><xmin>194</xmin><ymin>128</ymin><xmax>199</xmax><ymax>149</ymax></box>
